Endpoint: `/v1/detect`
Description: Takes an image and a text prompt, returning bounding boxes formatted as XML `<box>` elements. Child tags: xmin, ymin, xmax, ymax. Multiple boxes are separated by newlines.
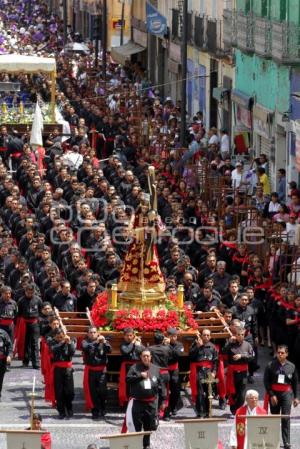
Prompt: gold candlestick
<box><xmin>2</xmin><ymin>102</ymin><xmax>7</xmax><ymax>114</ymax></box>
<box><xmin>178</xmin><ymin>285</ymin><xmax>184</xmax><ymax>309</ymax></box>
<box><xmin>111</xmin><ymin>284</ymin><xmax>118</xmax><ymax>309</ymax></box>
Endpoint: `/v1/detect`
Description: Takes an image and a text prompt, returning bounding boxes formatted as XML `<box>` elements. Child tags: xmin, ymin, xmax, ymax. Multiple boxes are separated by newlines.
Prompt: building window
<box><xmin>187</xmin><ymin>12</ymin><xmax>192</xmax><ymax>42</ymax></box>
<box><xmin>211</xmin><ymin>0</ymin><xmax>217</xmax><ymax>19</ymax></box>
<box><xmin>200</xmin><ymin>0</ymin><xmax>205</xmax><ymax>15</ymax></box>
<box><xmin>280</xmin><ymin>0</ymin><xmax>287</xmax><ymax>21</ymax></box>
<box><xmin>261</xmin><ymin>0</ymin><xmax>270</xmax><ymax>18</ymax></box>
<box><xmin>245</xmin><ymin>0</ymin><xmax>252</xmax><ymax>14</ymax></box>
<box><xmin>194</xmin><ymin>15</ymin><xmax>205</xmax><ymax>49</ymax></box>
<box><xmin>172</xmin><ymin>9</ymin><xmax>179</xmax><ymax>39</ymax></box>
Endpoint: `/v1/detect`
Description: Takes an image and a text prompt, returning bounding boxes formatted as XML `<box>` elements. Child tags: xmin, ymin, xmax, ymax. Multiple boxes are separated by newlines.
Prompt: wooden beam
<box><xmin>50</xmin><ymin>70</ymin><xmax>56</xmax><ymax>123</ymax></box>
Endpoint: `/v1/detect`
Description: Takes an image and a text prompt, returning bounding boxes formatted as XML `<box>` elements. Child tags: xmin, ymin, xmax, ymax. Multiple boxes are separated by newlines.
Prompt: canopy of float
<box><xmin>0</xmin><ymin>55</ymin><xmax>56</xmax><ymax>73</ymax></box>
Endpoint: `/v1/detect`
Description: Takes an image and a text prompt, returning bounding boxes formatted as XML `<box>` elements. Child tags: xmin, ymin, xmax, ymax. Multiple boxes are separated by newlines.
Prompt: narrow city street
<box><xmin>0</xmin><ymin>349</ymin><xmax>299</xmax><ymax>449</ymax></box>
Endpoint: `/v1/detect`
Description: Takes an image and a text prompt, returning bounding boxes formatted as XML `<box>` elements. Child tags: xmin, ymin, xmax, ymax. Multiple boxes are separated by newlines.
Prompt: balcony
<box><xmin>223</xmin><ymin>8</ymin><xmax>237</xmax><ymax>48</ymax></box>
<box><xmin>254</xmin><ymin>17</ymin><xmax>271</xmax><ymax>57</ymax></box>
<box><xmin>171</xmin><ymin>9</ymin><xmax>193</xmax><ymax>42</ymax></box>
<box><xmin>221</xmin><ymin>10</ymin><xmax>300</xmax><ymax>64</ymax></box>
<box><xmin>236</xmin><ymin>11</ymin><xmax>254</xmax><ymax>53</ymax></box>
<box><xmin>272</xmin><ymin>21</ymin><xmax>300</xmax><ymax>64</ymax></box>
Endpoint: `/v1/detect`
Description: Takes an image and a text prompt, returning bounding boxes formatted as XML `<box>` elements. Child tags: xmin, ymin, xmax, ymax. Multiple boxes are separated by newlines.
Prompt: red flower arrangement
<box><xmin>182</xmin><ymin>305</ymin><xmax>199</xmax><ymax>330</ymax></box>
<box><xmin>113</xmin><ymin>307</ymin><xmax>180</xmax><ymax>332</ymax></box>
<box><xmin>90</xmin><ymin>291</ymin><xmax>110</xmax><ymax>328</ymax></box>
<box><xmin>90</xmin><ymin>291</ymin><xmax>199</xmax><ymax>331</ymax></box>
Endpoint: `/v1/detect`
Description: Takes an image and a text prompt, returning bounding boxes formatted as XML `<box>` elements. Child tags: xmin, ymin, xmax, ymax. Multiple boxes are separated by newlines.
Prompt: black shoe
<box><xmin>92</xmin><ymin>414</ymin><xmax>100</xmax><ymax>421</ymax></box>
<box><xmin>22</xmin><ymin>361</ymin><xmax>29</xmax><ymax>367</ymax></box>
<box><xmin>171</xmin><ymin>409</ymin><xmax>177</xmax><ymax>416</ymax></box>
<box><xmin>196</xmin><ymin>413</ymin><xmax>204</xmax><ymax>418</ymax></box>
<box><xmin>58</xmin><ymin>413</ymin><xmax>65</xmax><ymax>420</ymax></box>
<box><xmin>32</xmin><ymin>365</ymin><xmax>40</xmax><ymax>370</ymax></box>
<box><xmin>248</xmin><ymin>375</ymin><xmax>254</xmax><ymax>384</ymax></box>
<box><xmin>66</xmin><ymin>409</ymin><xmax>73</xmax><ymax>418</ymax></box>
<box><xmin>100</xmin><ymin>409</ymin><xmax>106</xmax><ymax>417</ymax></box>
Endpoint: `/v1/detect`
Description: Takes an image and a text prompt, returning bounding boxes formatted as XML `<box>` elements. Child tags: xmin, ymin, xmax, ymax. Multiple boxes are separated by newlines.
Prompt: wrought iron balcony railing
<box><xmin>254</xmin><ymin>16</ymin><xmax>271</xmax><ymax>57</ymax></box>
<box><xmin>236</xmin><ymin>11</ymin><xmax>254</xmax><ymax>53</ymax></box>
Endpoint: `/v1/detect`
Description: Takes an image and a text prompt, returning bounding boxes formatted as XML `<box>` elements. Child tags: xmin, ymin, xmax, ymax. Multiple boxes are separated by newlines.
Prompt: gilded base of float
<box><xmin>113</xmin><ymin>289</ymin><xmax>167</xmax><ymax>310</ymax></box>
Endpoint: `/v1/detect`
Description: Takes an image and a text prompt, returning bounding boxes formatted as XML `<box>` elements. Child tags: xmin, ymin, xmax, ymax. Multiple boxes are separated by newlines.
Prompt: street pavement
<box><xmin>0</xmin><ymin>348</ymin><xmax>300</xmax><ymax>449</ymax></box>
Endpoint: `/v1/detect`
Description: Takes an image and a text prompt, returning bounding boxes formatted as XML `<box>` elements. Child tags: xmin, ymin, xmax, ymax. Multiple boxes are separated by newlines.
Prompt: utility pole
<box><xmin>180</xmin><ymin>0</ymin><xmax>188</xmax><ymax>147</ymax></box>
<box><xmin>93</xmin><ymin>15</ymin><xmax>101</xmax><ymax>68</ymax></box>
<box><xmin>63</xmin><ymin>0</ymin><xmax>68</xmax><ymax>47</ymax></box>
<box><xmin>102</xmin><ymin>0</ymin><xmax>107</xmax><ymax>80</ymax></box>
<box><xmin>120</xmin><ymin>0</ymin><xmax>125</xmax><ymax>46</ymax></box>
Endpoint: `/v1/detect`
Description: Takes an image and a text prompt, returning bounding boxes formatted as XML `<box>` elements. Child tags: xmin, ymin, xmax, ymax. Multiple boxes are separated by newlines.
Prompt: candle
<box><xmin>2</xmin><ymin>102</ymin><xmax>7</xmax><ymax>114</ymax></box>
<box><xmin>111</xmin><ymin>284</ymin><xmax>118</xmax><ymax>309</ymax></box>
<box><xmin>19</xmin><ymin>101</ymin><xmax>24</xmax><ymax>115</ymax></box>
<box><xmin>32</xmin><ymin>375</ymin><xmax>36</xmax><ymax>394</ymax></box>
<box><xmin>178</xmin><ymin>285</ymin><xmax>184</xmax><ymax>309</ymax></box>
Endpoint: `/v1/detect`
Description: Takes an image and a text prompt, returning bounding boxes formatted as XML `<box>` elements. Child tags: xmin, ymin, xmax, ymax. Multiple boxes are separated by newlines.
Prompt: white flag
<box><xmin>30</xmin><ymin>102</ymin><xmax>44</xmax><ymax>148</ymax></box>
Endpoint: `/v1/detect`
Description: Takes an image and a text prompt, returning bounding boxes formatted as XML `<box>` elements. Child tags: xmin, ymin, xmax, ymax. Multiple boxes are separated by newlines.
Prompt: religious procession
<box><xmin>0</xmin><ymin>1</ymin><xmax>300</xmax><ymax>449</ymax></box>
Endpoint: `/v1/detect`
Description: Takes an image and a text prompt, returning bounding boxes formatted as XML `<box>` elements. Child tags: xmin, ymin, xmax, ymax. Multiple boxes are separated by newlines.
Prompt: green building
<box><xmin>224</xmin><ymin>0</ymin><xmax>300</xmax><ymax>186</ymax></box>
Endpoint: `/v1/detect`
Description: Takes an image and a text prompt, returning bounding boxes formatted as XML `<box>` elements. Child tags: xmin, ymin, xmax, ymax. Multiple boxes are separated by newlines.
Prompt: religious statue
<box><xmin>117</xmin><ymin>166</ymin><xmax>167</xmax><ymax>309</ymax></box>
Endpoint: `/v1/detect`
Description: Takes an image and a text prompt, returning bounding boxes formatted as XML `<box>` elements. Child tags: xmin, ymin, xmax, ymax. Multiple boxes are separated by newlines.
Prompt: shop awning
<box><xmin>231</xmin><ymin>88</ymin><xmax>253</xmax><ymax>110</ymax></box>
<box><xmin>111</xmin><ymin>41</ymin><xmax>146</xmax><ymax>65</ymax></box>
<box><xmin>212</xmin><ymin>87</ymin><xmax>230</xmax><ymax>102</ymax></box>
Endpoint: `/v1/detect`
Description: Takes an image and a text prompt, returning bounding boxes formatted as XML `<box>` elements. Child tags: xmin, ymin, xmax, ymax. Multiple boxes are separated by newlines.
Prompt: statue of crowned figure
<box><xmin>117</xmin><ymin>166</ymin><xmax>167</xmax><ymax>309</ymax></box>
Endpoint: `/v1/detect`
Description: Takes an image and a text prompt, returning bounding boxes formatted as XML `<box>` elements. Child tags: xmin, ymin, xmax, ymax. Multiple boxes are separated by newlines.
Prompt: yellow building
<box><xmin>70</xmin><ymin>0</ymin><xmax>131</xmax><ymax>49</ymax></box>
<box><xmin>107</xmin><ymin>0</ymin><xmax>131</xmax><ymax>49</ymax></box>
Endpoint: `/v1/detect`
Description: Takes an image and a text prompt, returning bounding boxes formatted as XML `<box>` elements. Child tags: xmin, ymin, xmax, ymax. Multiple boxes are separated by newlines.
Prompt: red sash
<box><xmin>263</xmin><ymin>383</ymin><xmax>292</xmax><ymax>412</ymax></box>
<box><xmin>14</xmin><ymin>317</ymin><xmax>38</xmax><ymax>360</ymax></box>
<box><xmin>236</xmin><ymin>405</ymin><xmax>266</xmax><ymax>448</ymax></box>
<box><xmin>226</xmin><ymin>364</ymin><xmax>248</xmax><ymax>405</ymax></box>
<box><xmin>217</xmin><ymin>355</ymin><xmax>227</xmax><ymax>399</ymax></box>
<box><xmin>0</xmin><ymin>318</ymin><xmax>14</xmax><ymax>326</ymax></box>
<box><xmin>41</xmin><ymin>432</ymin><xmax>52</xmax><ymax>449</ymax></box>
<box><xmin>189</xmin><ymin>361</ymin><xmax>213</xmax><ymax>404</ymax></box>
<box><xmin>159</xmin><ymin>368</ymin><xmax>170</xmax><ymax>415</ymax></box>
<box><xmin>253</xmin><ymin>279</ymin><xmax>272</xmax><ymax>291</ymax></box>
<box><xmin>83</xmin><ymin>364</ymin><xmax>106</xmax><ymax>411</ymax></box>
<box><xmin>49</xmin><ymin>361</ymin><xmax>72</xmax><ymax>405</ymax></box>
<box><xmin>11</xmin><ymin>152</ymin><xmax>22</xmax><ymax>158</ymax></box>
<box><xmin>40</xmin><ymin>337</ymin><xmax>47</xmax><ymax>376</ymax></box>
<box><xmin>118</xmin><ymin>360</ymin><xmax>136</xmax><ymax>406</ymax></box>
<box><xmin>0</xmin><ymin>354</ymin><xmax>6</xmax><ymax>360</ymax></box>
<box><xmin>168</xmin><ymin>362</ymin><xmax>179</xmax><ymax>371</ymax></box>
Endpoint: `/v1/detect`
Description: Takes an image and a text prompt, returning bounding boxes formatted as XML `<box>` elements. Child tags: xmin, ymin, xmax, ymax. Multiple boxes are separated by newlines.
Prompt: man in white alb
<box><xmin>230</xmin><ymin>389</ymin><xmax>267</xmax><ymax>449</ymax></box>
